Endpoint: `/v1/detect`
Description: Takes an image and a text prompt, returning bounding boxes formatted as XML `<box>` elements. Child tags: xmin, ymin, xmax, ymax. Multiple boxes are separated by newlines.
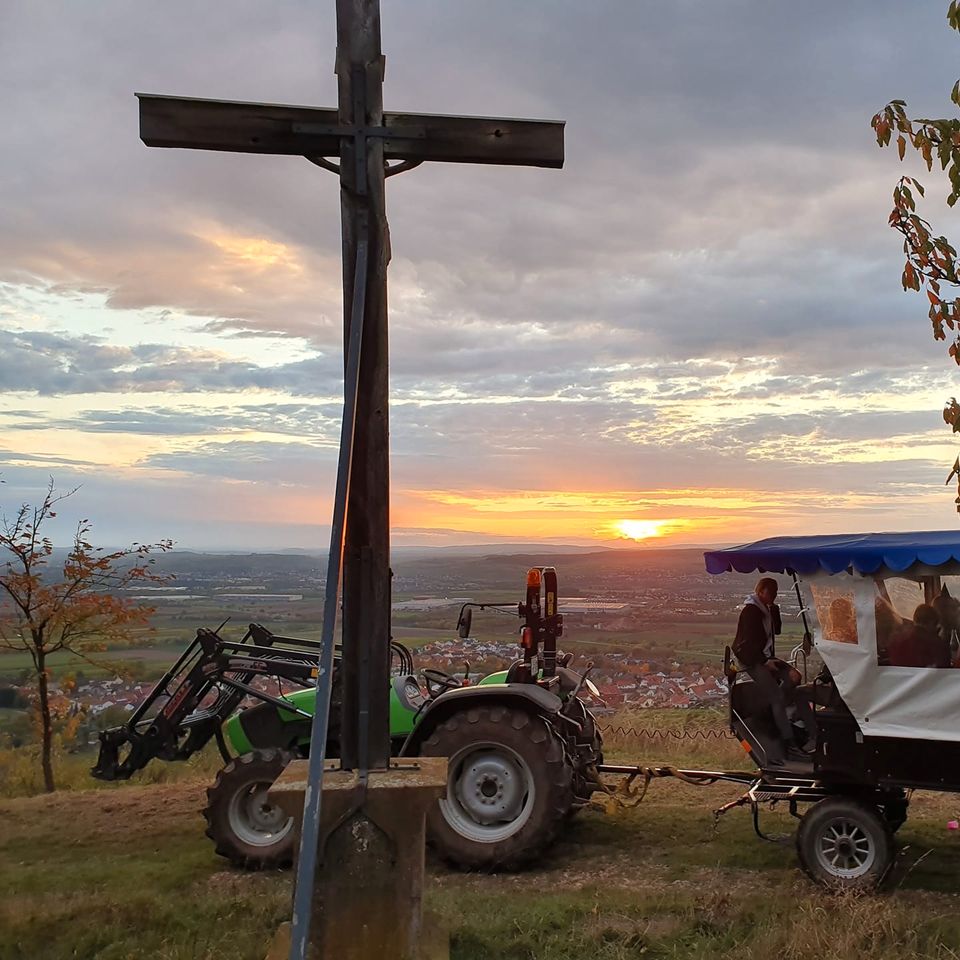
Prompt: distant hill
<box><xmin>140</xmin><ymin>544</ymin><xmax>730</xmax><ymax>591</ymax></box>
<box><xmin>146</xmin><ymin>551</ymin><xmax>322</xmax><ymax>577</ymax></box>
<box><xmin>33</xmin><ymin>545</ymin><xmax>762</xmax><ymax>604</ymax></box>
<box><xmin>391</xmin><ymin>542</ymin><xmax>615</xmax><ymax>559</ymax></box>
<box><xmin>270</xmin><ymin>542</ymin><xmax>614</xmax><ymax>559</ymax></box>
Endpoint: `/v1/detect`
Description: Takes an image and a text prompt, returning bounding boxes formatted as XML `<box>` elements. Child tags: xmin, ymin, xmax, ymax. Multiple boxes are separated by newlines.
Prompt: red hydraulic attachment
<box><xmin>517</xmin><ymin>566</ymin><xmax>563</xmax><ymax>686</ymax></box>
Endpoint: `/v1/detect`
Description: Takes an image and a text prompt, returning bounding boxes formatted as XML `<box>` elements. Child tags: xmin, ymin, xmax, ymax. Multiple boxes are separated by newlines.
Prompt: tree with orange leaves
<box><xmin>872</xmin><ymin>3</ymin><xmax>960</xmax><ymax>506</ymax></box>
<box><xmin>0</xmin><ymin>481</ymin><xmax>172</xmax><ymax>791</ymax></box>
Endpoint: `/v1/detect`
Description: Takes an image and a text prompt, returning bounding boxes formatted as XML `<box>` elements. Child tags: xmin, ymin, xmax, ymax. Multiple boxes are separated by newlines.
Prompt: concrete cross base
<box><xmin>265</xmin><ymin>757</ymin><xmax>449</xmax><ymax>960</ymax></box>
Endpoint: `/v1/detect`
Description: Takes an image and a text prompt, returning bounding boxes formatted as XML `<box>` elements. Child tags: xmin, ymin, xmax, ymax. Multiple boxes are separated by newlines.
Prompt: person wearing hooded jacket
<box><xmin>733</xmin><ymin>577</ymin><xmax>816</xmax><ymax>761</ymax></box>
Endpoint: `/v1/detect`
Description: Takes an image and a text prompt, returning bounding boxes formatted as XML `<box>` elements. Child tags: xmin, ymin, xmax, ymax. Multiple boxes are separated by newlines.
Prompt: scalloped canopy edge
<box><xmin>703</xmin><ymin>531</ymin><xmax>960</xmax><ymax>576</ymax></box>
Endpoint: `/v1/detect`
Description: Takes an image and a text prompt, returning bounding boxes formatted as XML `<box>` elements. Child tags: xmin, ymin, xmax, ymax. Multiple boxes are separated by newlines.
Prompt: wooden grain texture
<box><xmin>136</xmin><ymin>93</ymin><xmax>564</xmax><ymax>167</ymax></box>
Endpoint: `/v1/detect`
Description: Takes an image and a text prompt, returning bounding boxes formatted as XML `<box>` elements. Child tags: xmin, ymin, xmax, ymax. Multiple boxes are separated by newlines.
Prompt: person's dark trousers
<box><xmin>746</xmin><ymin>662</ymin><xmax>794</xmax><ymax>743</ymax></box>
<box><xmin>773</xmin><ymin>662</ymin><xmax>818</xmax><ymax>749</ymax></box>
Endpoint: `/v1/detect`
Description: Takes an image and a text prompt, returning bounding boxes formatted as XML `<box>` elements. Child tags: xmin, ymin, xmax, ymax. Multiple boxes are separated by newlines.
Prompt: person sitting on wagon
<box><xmin>887</xmin><ymin>603</ymin><xmax>951</xmax><ymax>668</ymax></box>
<box><xmin>733</xmin><ymin>577</ymin><xmax>817</xmax><ymax>759</ymax></box>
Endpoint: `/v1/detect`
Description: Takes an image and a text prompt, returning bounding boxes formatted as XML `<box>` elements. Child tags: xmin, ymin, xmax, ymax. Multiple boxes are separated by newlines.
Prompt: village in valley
<box><xmin>0</xmin><ymin>546</ymin><xmax>783</xmax><ymax>743</ymax></box>
<box><xmin>25</xmin><ymin>622</ymin><xmax>728</xmax><ymax>742</ymax></box>
<box><xmin>408</xmin><ymin>629</ymin><xmax>728</xmax><ymax>712</ymax></box>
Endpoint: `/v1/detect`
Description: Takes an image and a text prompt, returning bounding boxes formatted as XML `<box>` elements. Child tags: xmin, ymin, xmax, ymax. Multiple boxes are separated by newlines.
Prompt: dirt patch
<box><xmin>0</xmin><ymin>781</ymin><xmax>210</xmax><ymax>847</ymax></box>
<box><xmin>199</xmin><ymin>869</ymin><xmax>290</xmax><ymax>898</ymax></box>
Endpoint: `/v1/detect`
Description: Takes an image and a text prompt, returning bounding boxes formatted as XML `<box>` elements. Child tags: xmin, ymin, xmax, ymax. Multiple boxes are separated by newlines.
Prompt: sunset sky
<box><xmin>4</xmin><ymin>1</ymin><xmax>960</xmax><ymax>551</ymax></box>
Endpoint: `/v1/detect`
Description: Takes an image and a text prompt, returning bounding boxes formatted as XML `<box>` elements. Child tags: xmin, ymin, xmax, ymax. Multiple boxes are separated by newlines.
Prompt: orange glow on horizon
<box><xmin>392</xmin><ymin>484</ymin><xmax>920</xmax><ymax>547</ymax></box>
<box><xmin>391</xmin><ymin>488</ymin><xmax>741</xmax><ymax>544</ymax></box>
<box><xmin>613</xmin><ymin>519</ymin><xmax>671</xmax><ymax>541</ymax></box>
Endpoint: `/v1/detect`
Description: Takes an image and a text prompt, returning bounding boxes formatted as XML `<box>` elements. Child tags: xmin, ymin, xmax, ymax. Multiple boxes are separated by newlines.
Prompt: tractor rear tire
<box><xmin>568</xmin><ymin>698</ymin><xmax>604</xmax><ymax>763</ymax></box>
<box><xmin>203</xmin><ymin>748</ymin><xmax>295</xmax><ymax>870</ymax></box>
<box><xmin>796</xmin><ymin>797</ymin><xmax>893</xmax><ymax>890</ymax></box>
<box><xmin>564</xmin><ymin>698</ymin><xmax>604</xmax><ymax>814</ymax></box>
<box><xmin>419</xmin><ymin>705</ymin><xmax>573</xmax><ymax>870</ymax></box>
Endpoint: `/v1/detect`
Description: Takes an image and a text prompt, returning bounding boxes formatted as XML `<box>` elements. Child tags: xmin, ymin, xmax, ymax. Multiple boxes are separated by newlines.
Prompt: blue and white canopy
<box><xmin>706</xmin><ymin>531</ymin><xmax>960</xmax><ymax>743</ymax></box>
<box><xmin>704</xmin><ymin>531</ymin><xmax>960</xmax><ymax>577</ymax></box>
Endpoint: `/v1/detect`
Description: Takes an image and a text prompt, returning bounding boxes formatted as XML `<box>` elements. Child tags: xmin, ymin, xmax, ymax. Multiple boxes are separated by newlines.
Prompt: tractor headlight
<box><xmin>584</xmin><ymin>678</ymin><xmax>600</xmax><ymax>699</ymax></box>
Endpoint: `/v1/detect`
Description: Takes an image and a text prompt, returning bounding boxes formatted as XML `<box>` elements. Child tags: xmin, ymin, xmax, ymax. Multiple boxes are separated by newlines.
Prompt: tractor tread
<box><xmin>202</xmin><ymin>747</ymin><xmax>295</xmax><ymax>871</ymax></box>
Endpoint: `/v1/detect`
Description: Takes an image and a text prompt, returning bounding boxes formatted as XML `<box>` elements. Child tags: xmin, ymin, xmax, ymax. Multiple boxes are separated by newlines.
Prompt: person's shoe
<box><xmin>787</xmin><ymin>745</ymin><xmax>813</xmax><ymax>762</ymax></box>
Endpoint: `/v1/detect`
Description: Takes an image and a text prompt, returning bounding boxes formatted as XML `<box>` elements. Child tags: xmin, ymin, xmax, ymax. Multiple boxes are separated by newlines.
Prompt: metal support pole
<box><xmin>288</xmin><ymin>231</ymin><xmax>369</xmax><ymax>960</ymax></box>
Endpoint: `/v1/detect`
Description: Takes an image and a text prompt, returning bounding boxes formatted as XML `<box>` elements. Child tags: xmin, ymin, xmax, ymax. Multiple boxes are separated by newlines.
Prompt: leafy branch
<box><xmin>871</xmin><ymin>2</ymin><xmax>960</xmax><ymax>505</ymax></box>
<box><xmin>0</xmin><ymin>481</ymin><xmax>173</xmax><ymax>790</ymax></box>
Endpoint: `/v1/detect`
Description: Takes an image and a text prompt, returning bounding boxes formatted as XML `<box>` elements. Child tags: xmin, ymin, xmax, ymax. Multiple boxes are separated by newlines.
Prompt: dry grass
<box><xmin>2</xmin><ymin>709</ymin><xmax>960</xmax><ymax>958</ymax></box>
<box><xmin>1</xmin><ymin>773</ymin><xmax>959</xmax><ymax>959</ymax></box>
<box><xmin>0</xmin><ymin>742</ymin><xmax>224</xmax><ymax>799</ymax></box>
<box><xmin>715</xmin><ymin>889</ymin><xmax>960</xmax><ymax>960</ymax></box>
<box><xmin>600</xmin><ymin>706</ymin><xmax>749</xmax><ymax>768</ymax></box>
<box><xmin>0</xmin><ymin>707</ymin><xmax>744</xmax><ymax>802</ymax></box>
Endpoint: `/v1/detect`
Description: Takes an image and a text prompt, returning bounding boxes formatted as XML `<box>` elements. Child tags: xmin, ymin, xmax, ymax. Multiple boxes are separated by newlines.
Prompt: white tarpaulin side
<box><xmin>806</xmin><ymin>571</ymin><xmax>960</xmax><ymax>742</ymax></box>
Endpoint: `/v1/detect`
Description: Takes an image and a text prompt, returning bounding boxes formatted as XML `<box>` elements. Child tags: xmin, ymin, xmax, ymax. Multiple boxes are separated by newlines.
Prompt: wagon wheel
<box><xmin>796</xmin><ymin>797</ymin><xmax>893</xmax><ymax>890</ymax></box>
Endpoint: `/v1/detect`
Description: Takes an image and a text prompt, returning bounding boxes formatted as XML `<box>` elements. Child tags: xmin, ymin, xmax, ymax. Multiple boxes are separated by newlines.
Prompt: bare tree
<box><xmin>0</xmin><ymin>481</ymin><xmax>172</xmax><ymax>791</ymax></box>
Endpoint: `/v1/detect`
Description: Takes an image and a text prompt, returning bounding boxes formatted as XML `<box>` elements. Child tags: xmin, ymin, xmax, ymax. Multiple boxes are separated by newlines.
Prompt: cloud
<box><xmin>0</xmin><ymin>447</ymin><xmax>99</xmax><ymax>470</ymax></box>
<box><xmin>140</xmin><ymin>439</ymin><xmax>337</xmax><ymax>484</ymax></box>
<box><xmin>2</xmin><ymin>1</ymin><xmax>950</xmax><ymax>359</ymax></box>
<box><xmin>3</xmin><ymin>0</ymin><xmax>960</xmax><ymax>546</ymax></box>
<box><xmin>0</xmin><ymin>328</ymin><xmax>343</xmax><ymax>396</ymax></box>
<box><xmin>4</xmin><ymin>404</ymin><xmax>342</xmax><ymax>442</ymax></box>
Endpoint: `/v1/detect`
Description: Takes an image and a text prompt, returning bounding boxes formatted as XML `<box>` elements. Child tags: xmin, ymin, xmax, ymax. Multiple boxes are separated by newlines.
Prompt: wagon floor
<box><xmin>764</xmin><ymin>757</ymin><xmax>816</xmax><ymax>777</ymax></box>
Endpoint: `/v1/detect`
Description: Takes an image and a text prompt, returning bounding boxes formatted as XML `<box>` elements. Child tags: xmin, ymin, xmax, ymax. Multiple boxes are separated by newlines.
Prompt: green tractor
<box><xmin>93</xmin><ymin>567</ymin><xmax>604</xmax><ymax>870</ymax></box>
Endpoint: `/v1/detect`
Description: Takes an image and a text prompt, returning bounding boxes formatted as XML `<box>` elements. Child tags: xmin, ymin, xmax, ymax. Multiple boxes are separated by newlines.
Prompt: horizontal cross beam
<box><xmin>136</xmin><ymin>93</ymin><xmax>564</xmax><ymax>168</ymax></box>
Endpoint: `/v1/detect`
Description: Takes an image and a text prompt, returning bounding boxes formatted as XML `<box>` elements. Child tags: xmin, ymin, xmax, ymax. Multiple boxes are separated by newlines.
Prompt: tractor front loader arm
<box><xmin>91</xmin><ymin>623</ymin><xmax>325</xmax><ymax>781</ymax></box>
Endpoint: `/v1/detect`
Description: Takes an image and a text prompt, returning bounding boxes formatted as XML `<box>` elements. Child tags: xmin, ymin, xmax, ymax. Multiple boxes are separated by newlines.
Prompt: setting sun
<box><xmin>614</xmin><ymin>519</ymin><xmax>670</xmax><ymax>541</ymax></box>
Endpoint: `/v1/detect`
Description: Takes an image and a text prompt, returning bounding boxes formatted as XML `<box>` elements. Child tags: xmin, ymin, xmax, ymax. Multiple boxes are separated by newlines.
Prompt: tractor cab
<box><xmin>450</xmin><ymin>566</ymin><xmax>600</xmax><ymax>702</ymax></box>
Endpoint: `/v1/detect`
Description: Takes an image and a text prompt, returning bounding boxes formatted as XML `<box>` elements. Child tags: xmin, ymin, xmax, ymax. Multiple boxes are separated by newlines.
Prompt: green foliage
<box><xmin>872</xmin><ymin>6</ymin><xmax>960</xmax><ymax>508</ymax></box>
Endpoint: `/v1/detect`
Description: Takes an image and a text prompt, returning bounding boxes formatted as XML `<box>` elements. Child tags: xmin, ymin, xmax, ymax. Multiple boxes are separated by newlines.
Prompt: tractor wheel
<box><xmin>564</xmin><ymin>698</ymin><xmax>604</xmax><ymax>814</ymax></box>
<box><xmin>796</xmin><ymin>797</ymin><xmax>893</xmax><ymax>890</ymax></box>
<box><xmin>570</xmin><ymin>699</ymin><xmax>604</xmax><ymax>764</ymax></box>
<box><xmin>203</xmin><ymin>748</ymin><xmax>295</xmax><ymax>870</ymax></box>
<box><xmin>419</xmin><ymin>705</ymin><xmax>573</xmax><ymax>870</ymax></box>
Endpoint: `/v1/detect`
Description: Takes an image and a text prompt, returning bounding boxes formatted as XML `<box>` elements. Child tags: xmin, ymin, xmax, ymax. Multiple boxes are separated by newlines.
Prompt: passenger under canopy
<box><xmin>705</xmin><ymin>532</ymin><xmax>960</xmax><ymax>744</ymax></box>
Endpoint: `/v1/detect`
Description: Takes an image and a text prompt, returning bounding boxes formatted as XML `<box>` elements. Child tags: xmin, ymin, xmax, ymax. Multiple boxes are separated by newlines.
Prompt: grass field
<box><xmin>0</xmin><ymin>644</ymin><xmax>194</xmax><ymax>681</ymax></box>
<box><xmin>0</xmin><ymin>627</ymin><xmax>457</xmax><ymax>684</ymax></box>
<box><xmin>2</xmin><ymin>771</ymin><xmax>959</xmax><ymax>959</ymax></box>
<box><xmin>1</xmin><ymin>712</ymin><xmax>959</xmax><ymax>959</ymax></box>
<box><xmin>0</xmin><ymin>613</ymin><xmax>754</xmax><ymax>683</ymax></box>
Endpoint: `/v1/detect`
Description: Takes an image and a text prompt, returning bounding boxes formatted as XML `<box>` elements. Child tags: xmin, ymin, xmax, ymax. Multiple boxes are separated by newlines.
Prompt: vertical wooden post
<box><xmin>336</xmin><ymin>0</ymin><xmax>391</xmax><ymax>772</ymax></box>
<box><xmin>133</xmin><ymin>14</ymin><xmax>563</xmax><ymax>957</ymax></box>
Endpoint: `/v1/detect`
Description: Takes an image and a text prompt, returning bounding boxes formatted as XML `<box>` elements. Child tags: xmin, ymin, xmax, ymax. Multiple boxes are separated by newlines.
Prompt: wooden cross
<box><xmin>136</xmin><ymin>3</ymin><xmax>562</xmax><ymax>956</ymax></box>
